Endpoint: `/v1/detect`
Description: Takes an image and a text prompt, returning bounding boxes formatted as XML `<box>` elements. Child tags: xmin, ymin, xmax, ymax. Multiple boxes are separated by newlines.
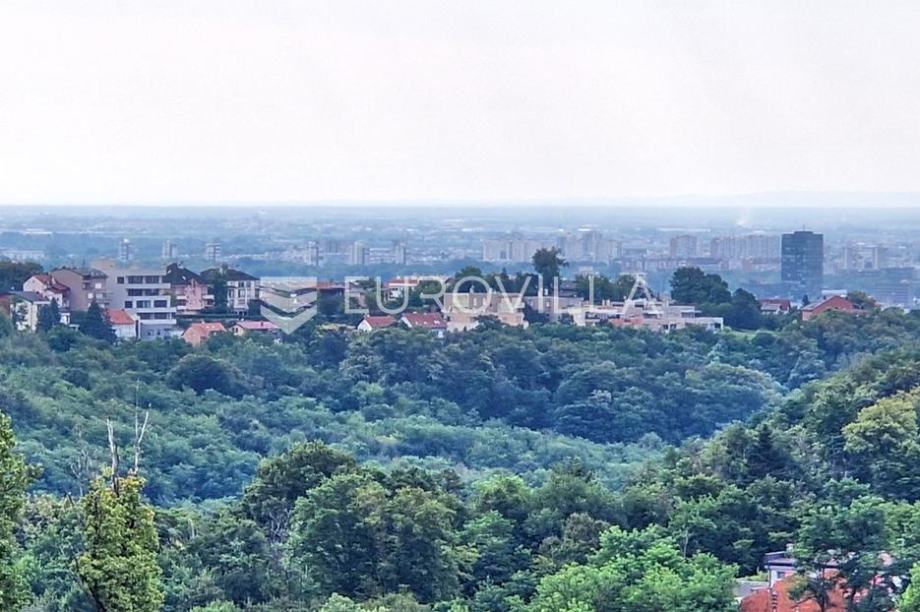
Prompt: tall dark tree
<box><xmin>670</xmin><ymin>267</ymin><xmax>731</xmax><ymax>305</ymax></box>
<box><xmin>211</xmin><ymin>277</ymin><xmax>229</xmax><ymax>313</ymax></box>
<box><xmin>37</xmin><ymin>298</ymin><xmax>61</xmax><ymax>333</ymax></box>
<box><xmin>725</xmin><ymin>289</ymin><xmax>763</xmax><ymax>330</ymax></box>
<box><xmin>532</xmin><ymin>248</ymin><xmax>567</xmax><ymax>287</ymax></box>
<box><xmin>79</xmin><ymin>300</ymin><xmax>116</xmax><ymax>343</ymax></box>
<box><xmin>0</xmin><ymin>260</ymin><xmax>42</xmax><ymax>292</ymax></box>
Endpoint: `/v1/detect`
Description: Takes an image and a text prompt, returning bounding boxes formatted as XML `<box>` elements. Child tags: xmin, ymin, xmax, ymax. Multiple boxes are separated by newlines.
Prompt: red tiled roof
<box><xmin>32</xmin><ymin>274</ymin><xmax>68</xmax><ymax>293</ymax></box>
<box><xmin>234</xmin><ymin>320</ymin><xmax>280</xmax><ymax>331</ymax></box>
<box><xmin>362</xmin><ymin>315</ymin><xmax>397</xmax><ymax>329</ymax></box>
<box><xmin>187</xmin><ymin>322</ymin><xmax>226</xmax><ymax>334</ymax></box>
<box><xmin>107</xmin><ymin>309</ymin><xmax>136</xmax><ymax>326</ymax></box>
<box><xmin>740</xmin><ymin>576</ymin><xmax>847</xmax><ymax>612</ymax></box>
<box><xmin>802</xmin><ymin>295</ymin><xmax>855</xmax><ymax>312</ymax></box>
<box><xmin>402</xmin><ymin>312</ymin><xmax>446</xmax><ymax>328</ymax></box>
<box><xmin>760</xmin><ymin>298</ymin><xmax>791</xmax><ymax>307</ymax></box>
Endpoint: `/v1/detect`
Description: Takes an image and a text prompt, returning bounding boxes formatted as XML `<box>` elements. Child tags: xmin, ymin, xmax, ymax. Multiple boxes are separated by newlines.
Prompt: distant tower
<box><xmin>118</xmin><ymin>239</ymin><xmax>133</xmax><ymax>264</ymax></box>
<box><xmin>392</xmin><ymin>241</ymin><xmax>407</xmax><ymax>265</ymax></box>
<box><xmin>161</xmin><ymin>240</ymin><xmax>178</xmax><ymax>261</ymax></box>
<box><xmin>205</xmin><ymin>239</ymin><xmax>222</xmax><ymax>264</ymax></box>
<box><xmin>348</xmin><ymin>241</ymin><xmax>368</xmax><ymax>266</ymax></box>
<box><xmin>304</xmin><ymin>241</ymin><xmax>321</xmax><ymax>266</ymax></box>
<box><xmin>781</xmin><ymin>231</ymin><xmax>824</xmax><ymax>299</ymax></box>
<box><xmin>669</xmin><ymin>235</ymin><xmax>698</xmax><ymax>258</ymax></box>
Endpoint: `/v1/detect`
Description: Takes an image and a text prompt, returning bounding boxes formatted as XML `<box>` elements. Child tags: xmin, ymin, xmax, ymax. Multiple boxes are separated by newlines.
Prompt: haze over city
<box><xmin>3</xmin><ymin>1</ymin><xmax>920</xmax><ymax>204</ymax></box>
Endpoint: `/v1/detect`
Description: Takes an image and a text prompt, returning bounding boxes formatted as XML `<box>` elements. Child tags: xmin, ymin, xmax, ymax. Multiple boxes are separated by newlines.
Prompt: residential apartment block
<box><xmin>50</xmin><ymin>268</ymin><xmax>109</xmax><ymax>311</ymax></box>
<box><xmin>100</xmin><ymin>263</ymin><xmax>178</xmax><ymax>340</ymax></box>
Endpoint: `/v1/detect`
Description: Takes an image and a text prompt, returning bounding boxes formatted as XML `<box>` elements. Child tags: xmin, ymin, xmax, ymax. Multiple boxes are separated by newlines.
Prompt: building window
<box><xmin>128</xmin><ymin>276</ymin><xmax>143</xmax><ymax>284</ymax></box>
<box><xmin>154</xmin><ymin>300</ymin><xmax>167</xmax><ymax>308</ymax></box>
<box><xmin>124</xmin><ymin>301</ymin><xmax>133</xmax><ymax>308</ymax></box>
<box><xmin>117</xmin><ymin>277</ymin><xmax>125</xmax><ymax>284</ymax></box>
<box><xmin>144</xmin><ymin>275</ymin><xmax>160</xmax><ymax>284</ymax></box>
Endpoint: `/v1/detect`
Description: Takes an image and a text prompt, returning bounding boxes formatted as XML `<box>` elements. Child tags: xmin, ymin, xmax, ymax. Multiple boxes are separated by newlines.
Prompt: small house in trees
<box><xmin>400</xmin><ymin>312</ymin><xmax>447</xmax><ymax>337</ymax></box>
<box><xmin>181</xmin><ymin>321</ymin><xmax>226</xmax><ymax>346</ymax></box>
<box><xmin>107</xmin><ymin>308</ymin><xmax>138</xmax><ymax>341</ymax></box>
<box><xmin>740</xmin><ymin>574</ymin><xmax>846</xmax><ymax>612</ymax></box>
<box><xmin>3</xmin><ymin>291</ymin><xmax>49</xmax><ymax>332</ymax></box>
<box><xmin>758</xmin><ymin>298</ymin><xmax>792</xmax><ymax>315</ymax></box>
<box><xmin>357</xmin><ymin>315</ymin><xmax>397</xmax><ymax>332</ymax></box>
<box><xmin>801</xmin><ymin>295</ymin><xmax>860</xmax><ymax>321</ymax></box>
<box><xmin>232</xmin><ymin>320</ymin><xmax>280</xmax><ymax>340</ymax></box>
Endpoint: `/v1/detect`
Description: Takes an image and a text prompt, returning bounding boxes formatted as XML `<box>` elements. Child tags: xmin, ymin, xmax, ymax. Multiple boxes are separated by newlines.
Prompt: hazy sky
<box><xmin>1</xmin><ymin>1</ymin><xmax>919</xmax><ymax>205</ymax></box>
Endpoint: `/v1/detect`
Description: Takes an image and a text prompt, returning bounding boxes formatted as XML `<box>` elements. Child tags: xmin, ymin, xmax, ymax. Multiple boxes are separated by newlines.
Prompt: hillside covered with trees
<box><xmin>1</xmin><ymin>277</ymin><xmax>920</xmax><ymax>610</ymax></box>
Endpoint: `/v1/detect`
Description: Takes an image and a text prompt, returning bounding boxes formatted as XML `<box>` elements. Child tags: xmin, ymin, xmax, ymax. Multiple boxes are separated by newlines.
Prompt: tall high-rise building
<box><xmin>161</xmin><ymin>240</ymin><xmax>178</xmax><ymax>261</ymax></box>
<box><xmin>392</xmin><ymin>241</ymin><xmax>407</xmax><ymax>265</ymax></box>
<box><xmin>669</xmin><ymin>235</ymin><xmax>698</xmax><ymax>258</ymax></box>
<box><xmin>205</xmin><ymin>240</ymin><xmax>222</xmax><ymax>264</ymax></box>
<box><xmin>348</xmin><ymin>241</ymin><xmax>369</xmax><ymax>266</ymax></box>
<box><xmin>781</xmin><ymin>231</ymin><xmax>824</xmax><ymax>298</ymax></box>
<box><xmin>710</xmin><ymin>234</ymin><xmax>781</xmax><ymax>260</ymax></box>
<box><xmin>118</xmin><ymin>239</ymin><xmax>133</xmax><ymax>264</ymax></box>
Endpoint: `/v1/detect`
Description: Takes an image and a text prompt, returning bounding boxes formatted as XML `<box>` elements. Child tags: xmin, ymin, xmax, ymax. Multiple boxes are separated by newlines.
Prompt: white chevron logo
<box><xmin>259</xmin><ymin>278</ymin><xmax>319</xmax><ymax>334</ymax></box>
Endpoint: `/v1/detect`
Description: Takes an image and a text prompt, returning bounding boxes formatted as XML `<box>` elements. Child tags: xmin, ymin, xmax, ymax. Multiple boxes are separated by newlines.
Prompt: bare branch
<box><xmin>133</xmin><ymin>410</ymin><xmax>150</xmax><ymax>474</ymax></box>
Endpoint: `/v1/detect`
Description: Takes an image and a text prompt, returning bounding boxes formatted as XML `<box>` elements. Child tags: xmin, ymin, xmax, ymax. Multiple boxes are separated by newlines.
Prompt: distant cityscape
<box><xmin>0</xmin><ymin>205</ymin><xmax>918</xmax><ymax>311</ymax></box>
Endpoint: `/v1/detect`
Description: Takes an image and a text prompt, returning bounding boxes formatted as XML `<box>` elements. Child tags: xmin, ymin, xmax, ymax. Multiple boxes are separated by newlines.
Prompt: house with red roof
<box><xmin>759</xmin><ymin>298</ymin><xmax>792</xmax><ymax>315</ymax></box>
<box><xmin>740</xmin><ymin>574</ymin><xmax>849</xmax><ymax>612</ymax></box>
<box><xmin>23</xmin><ymin>274</ymin><xmax>71</xmax><ymax>311</ymax></box>
<box><xmin>401</xmin><ymin>312</ymin><xmax>447</xmax><ymax>337</ymax></box>
<box><xmin>801</xmin><ymin>295</ymin><xmax>861</xmax><ymax>321</ymax></box>
<box><xmin>357</xmin><ymin>314</ymin><xmax>397</xmax><ymax>333</ymax></box>
<box><xmin>181</xmin><ymin>321</ymin><xmax>227</xmax><ymax>346</ymax></box>
<box><xmin>107</xmin><ymin>308</ymin><xmax>137</xmax><ymax>341</ymax></box>
<box><xmin>232</xmin><ymin>320</ymin><xmax>281</xmax><ymax>340</ymax></box>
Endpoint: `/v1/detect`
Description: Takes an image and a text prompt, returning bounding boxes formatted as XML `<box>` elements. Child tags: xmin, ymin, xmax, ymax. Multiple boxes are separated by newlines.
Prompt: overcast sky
<box><xmin>1</xmin><ymin>1</ymin><xmax>919</xmax><ymax>205</ymax></box>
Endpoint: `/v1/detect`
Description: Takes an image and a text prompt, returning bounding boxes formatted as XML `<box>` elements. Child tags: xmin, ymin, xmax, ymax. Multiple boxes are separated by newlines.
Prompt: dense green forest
<box><xmin>2</xmin><ymin>277</ymin><xmax>920</xmax><ymax>609</ymax></box>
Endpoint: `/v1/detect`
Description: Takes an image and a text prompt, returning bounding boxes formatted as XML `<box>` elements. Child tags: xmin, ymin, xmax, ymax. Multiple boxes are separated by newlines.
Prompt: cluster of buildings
<box><xmin>0</xmin><ymin>260</ymin><xmax>261</xmax><ymax>341</ymax></box>
<box><xmin>0</xmin><ymin>249</ymin><xmax>903</xmax><ymax>344</ymax></box>
<box><xmin>281</xmin><ymin>239</ymin><xmax>407</xmax><ymax>266</ymax></box>
<box><xmin>482</xmin><ymin>229</ymin><xmax>622</xmax><ymax>264</ymax></box>
<box><xmin>360</xmin><ymin>277</ymin><xmax>726</xmax><ymax>335</ymax></box>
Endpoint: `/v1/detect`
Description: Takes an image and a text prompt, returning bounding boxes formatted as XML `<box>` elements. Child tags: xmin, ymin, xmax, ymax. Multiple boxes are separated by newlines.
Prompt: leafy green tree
<box><xmin>287</xmin><ymin>473</ymin><xmax>384</xmax><ymax>598</ymax></box>
<box><xmin>78</xmin><ymin>474</ymin><xmax>164</xmax><ymax>612</ymax></box>
<box><xmin>0</xmin><ymin>260</ymin><xmax>42</xmax><ymax>292</ymax></box>
<box><xmin>842</xmin><ymin>390</ymin><xmax>920</xmax><ymax>498</ymax></box>
<box><xmin>189</xmin><ymin>511</ymin><xmax>275</xmax><ymax>606</ymax></box>
<box><xmin>524</xmin><ymin>527</ymin><xmax>736</xmax><ymax>612</ymax></box>
<box><xmin>795</xmin><ymin>496</ymin><xmax>898</xmax><ymax>611</ymax></box>
<box><xmin>37</xmin><ymin>299</ymin><xmax>61</xmax><ymax>333</ymax></box>
<box><xmin>670</xmin><ymin>267</ymin><xmax>731</xmax><ymax>306</ymax></box>
<box><xmin>0</xmin><ymin>411</ymin><xmax>31</xmax><ymax>611</ymax></box>
<box><xmin>242</xmin><ymin>442</ymin><xmax>357</xmax><ymax>538</ymax></box>
<box><xmin>724</xmin><ymin>289</ymin><xmax>763</xmax><ymax>330</ymax></box>
<box><xmin>166</xmin><ymin>354</ymin><xmax>247</xmax><ymax>397</ymax></box>
<box><xmin>574</xmin><ymin>274</ymin><xmax>634</xmax><ymax>303</ymax></box>
<box><xmin>900</xmin><ymin>562</ymin><xmax>920</xmax><ymax>612</ymax></box>
<box><xmin>531</xmin><ymin>248</ymin><xmax>566</xmax><ymax>287</ymax></box>
<box><xmin>79</xmin><ymin>300</ymin><xmax>116</xmax><ymax>343</ymax></box>
<box><xmin>288</xmin><ymin>471</ymin><xmax>462</xmax><ymax>603</ymax></box>
<box><xmin>0</xmin><ymin>312</ymin><xmax>12</xmax><ymax>338</ymax></box>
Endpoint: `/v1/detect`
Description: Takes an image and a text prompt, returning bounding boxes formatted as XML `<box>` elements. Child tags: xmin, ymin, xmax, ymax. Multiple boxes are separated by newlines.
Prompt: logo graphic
<box><xmin>259</xmin><ymin>277</ymin><xmax>319</xmax><ymax>334</ymax></box>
